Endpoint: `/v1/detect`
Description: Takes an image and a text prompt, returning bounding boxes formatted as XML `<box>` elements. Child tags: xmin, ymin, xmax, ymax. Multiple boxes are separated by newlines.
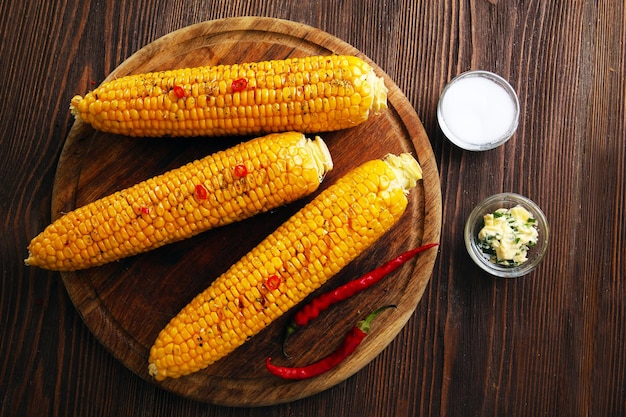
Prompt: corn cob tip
<box><xmin>70</xmin><ymin>95</ymin><xmax>83</xmax><ymax>118</ymax></box>
<box><xmin>309</xmin><ymin>135</ymin><xmax>333</xmax><ymax>181</ymax></box>
<box><xmin>369</xmin><ymin>70</ymin><xmax>388</xmax><ymax>113</ymax></box>
<box><xmin>383</xmin><ymin>153</ymin><xmax>423</xmax><ymax>193</ymax></box>
<box><xmin>148</xmin><ymin>363</ymin><xmax>161</xmax><ymax>379</ymax></box>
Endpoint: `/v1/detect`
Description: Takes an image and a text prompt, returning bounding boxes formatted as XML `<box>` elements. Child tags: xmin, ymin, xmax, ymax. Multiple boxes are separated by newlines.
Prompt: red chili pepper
<box><xmin>282</xmin><ymin>243</ymin><xmax>438</xmax><ymax>356</ymax></box>
<box><xmin>231</xmin><ymin>78</ymin><xmax>248</xmax><ymax>92</ymax></box>
<box><xmin>266</xmin><ymin>275</ymin><xmax>281</xmax><ymax>290</ymax></box>
<box><xmin>266</xmin><ymin>305</ymin><xmax>395</xmax><ymax>380</ymax></box>
<box><xmin>195</xmin><ymin>184</ymin><xmax>208</xmax><ymax>200</ymax></box>
<box><xmin>233</xmin><ymin>164</ymin><xmax>248</xmax><ymax>178</ymax></box>
<box><xmin>173</xmin><ymin>85</ymin><xmax>185</xmax><ymax>98</ymax></box>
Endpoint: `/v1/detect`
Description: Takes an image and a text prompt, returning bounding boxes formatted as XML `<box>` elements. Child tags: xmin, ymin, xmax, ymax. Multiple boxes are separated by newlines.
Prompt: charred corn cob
<box><xmin>148</xmin><ymin>152</ymin><xmax>422</xmax><ymax>380</ymax></box>
<box><xmin>25</xmin><ymin>132</ymin><xmax>333</xmax><ymax>271</ymax></box>
<box><xmin>70</xmin><ymin>55</ymin><xmax>387</xmax><ymax>137</ymax></box>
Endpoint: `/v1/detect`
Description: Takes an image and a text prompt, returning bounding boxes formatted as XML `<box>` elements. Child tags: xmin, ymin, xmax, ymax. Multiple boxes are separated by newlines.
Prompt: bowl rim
<box><xmin>464</xmin><ymin>192</ymin><xmax>549</xmax><ymax>278</ymax></box>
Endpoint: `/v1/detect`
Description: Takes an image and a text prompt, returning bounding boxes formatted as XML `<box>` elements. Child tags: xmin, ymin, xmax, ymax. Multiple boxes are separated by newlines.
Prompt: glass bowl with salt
<box><xmin>438</xmin><ymin>71</ymin><xmax>520</xmax><ymax>151</ymax></box>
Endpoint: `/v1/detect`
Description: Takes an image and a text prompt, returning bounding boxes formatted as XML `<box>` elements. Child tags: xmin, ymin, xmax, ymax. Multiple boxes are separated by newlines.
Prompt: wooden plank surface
<box><xmin>1</xmin><ymin>1</ymin><xmax>624</xmax><ymax>416</ymax></box>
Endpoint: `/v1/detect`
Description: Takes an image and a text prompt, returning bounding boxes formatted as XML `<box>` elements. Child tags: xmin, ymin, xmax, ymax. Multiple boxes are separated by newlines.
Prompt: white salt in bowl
<box><xmin>438</xmin><ymin>71</ymin><xmax>520</xmax><ymax>151</ymax></box>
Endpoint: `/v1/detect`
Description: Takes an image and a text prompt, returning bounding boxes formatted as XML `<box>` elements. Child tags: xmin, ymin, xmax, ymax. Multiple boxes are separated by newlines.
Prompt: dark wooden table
<box><xmin>1</xmin><ymin>1</ymin><xmax>624</xmax><ymax>416</ymax></box>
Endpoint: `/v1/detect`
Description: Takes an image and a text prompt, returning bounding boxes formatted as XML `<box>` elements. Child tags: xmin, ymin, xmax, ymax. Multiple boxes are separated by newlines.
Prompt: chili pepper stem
<box><xmin>282</xmin><ymin>323</ymin><xmax>299</xmax><ymax>359</ymax></box>
<box><xmin>357</xmin><ymin>304</ymin><xmax>397</xmax><ymax>333</ymax></box>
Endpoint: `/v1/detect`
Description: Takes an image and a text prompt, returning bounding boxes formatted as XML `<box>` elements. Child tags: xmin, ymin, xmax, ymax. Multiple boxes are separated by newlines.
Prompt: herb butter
<box><xmin>478</xmin><ymin>205</ymin><xmax>538</xmax><ymax>266</ymax></box>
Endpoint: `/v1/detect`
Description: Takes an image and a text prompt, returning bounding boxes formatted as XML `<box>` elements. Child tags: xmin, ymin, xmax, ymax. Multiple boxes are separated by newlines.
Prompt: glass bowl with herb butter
<box><xmin>465</xmin><ymin>193</ymin><xmax>549</xmax><ymax>278</ymax></box>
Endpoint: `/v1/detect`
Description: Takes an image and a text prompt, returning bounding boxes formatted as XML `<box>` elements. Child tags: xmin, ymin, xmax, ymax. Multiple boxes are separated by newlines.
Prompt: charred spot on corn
<box><xmin>25</xmin><ymin>132</ymin><xmax>333</xmax><ymax>271</ymax></box>
<box><xmin>70</xmin><ymin>55</ymin><xmax>388</xmax><ymax>137</ymax></box>
<box><xmin>147</xmin><ymin>152</ymin><xmax>422</xmax><ymax>381</ymax></box>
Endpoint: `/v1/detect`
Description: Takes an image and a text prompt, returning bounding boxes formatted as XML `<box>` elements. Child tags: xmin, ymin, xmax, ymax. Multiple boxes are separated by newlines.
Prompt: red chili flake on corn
<box><xmin>231</xmin><ymin>78</ymin><xmax>248</xmax><ymax>92</ymax></box>
<box><xmin>173</xmin><ymin>85</ymin><xmax>185</xmax><ymax>98</ymax></box>
<box><xmin>233</xmin><ymin>164</ymin><xmax>248</xmax><ymax>178</ymax></box>
<box><xmin>195</xmin><ymin>184</ymin><xmax>208</xmax><ymax>200</ymax></box>
<box><xmin>266</xmin><ymin>275</ymin><xmax>281</xmax><ymax>290</ymax></box>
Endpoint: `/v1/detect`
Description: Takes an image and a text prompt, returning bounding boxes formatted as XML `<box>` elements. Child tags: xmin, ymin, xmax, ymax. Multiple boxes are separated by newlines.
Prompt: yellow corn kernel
<box><xmin>147</xmin><ymin>152</ymin><xmax>422</xmax><ymax>381</ymax></box>
<box><xmin>24</xmin><ymin>132</ymin><xmax>333</xmax><ymax>271</ymax></box>
<box><xmin>70</xmin><ymin>55</ymin><xmax>387</xmax><ymax>137</ymax></box>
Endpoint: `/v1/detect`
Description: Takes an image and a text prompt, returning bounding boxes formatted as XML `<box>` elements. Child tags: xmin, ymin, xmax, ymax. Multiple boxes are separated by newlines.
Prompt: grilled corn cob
<box><xmin>70</xmin><ymin>55</ymin><xmax>387</xmax><ymax>137</ymax></box>
<box><xmin>25</xmin><ymin>132</ymin><xmax>333</xmax><ymax>271</ymax></box>
<box><xmin>148</xmin><ymin>152</ymin><xmax>422</xmax><ymax>380</ymax></box>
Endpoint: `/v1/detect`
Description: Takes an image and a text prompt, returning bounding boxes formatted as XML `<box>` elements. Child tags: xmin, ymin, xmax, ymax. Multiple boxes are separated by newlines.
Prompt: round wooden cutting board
<box><xmin>52</xmin><ymin>17</ymin><xmax>441</xmax><ymax>406</ymax></box>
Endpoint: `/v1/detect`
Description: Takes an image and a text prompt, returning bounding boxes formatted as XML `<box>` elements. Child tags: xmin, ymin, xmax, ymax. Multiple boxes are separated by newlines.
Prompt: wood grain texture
<box><xmin>1</xmin><ymin>0</ymin><xmax>624</xmax><ymax>416</ymax></box>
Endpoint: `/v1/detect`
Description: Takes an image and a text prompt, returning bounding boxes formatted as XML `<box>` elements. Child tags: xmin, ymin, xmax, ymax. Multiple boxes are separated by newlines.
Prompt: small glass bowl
<box><xmin>464</xmin><ymin>193</ymin><xmax>549</xmax><ymax>278</ymax></box>
<box><xmin>438</xmin><ymin>70</ymin><xmax>520</xmax><ymax>151</ymax></box>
